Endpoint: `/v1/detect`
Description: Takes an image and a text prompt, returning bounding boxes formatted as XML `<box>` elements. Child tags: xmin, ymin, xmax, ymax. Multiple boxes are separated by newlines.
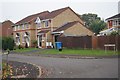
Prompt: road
<box><xmin>3</xmin><ymin>54</ymin><xmax>118</xmax><ymax>78</ymax></box>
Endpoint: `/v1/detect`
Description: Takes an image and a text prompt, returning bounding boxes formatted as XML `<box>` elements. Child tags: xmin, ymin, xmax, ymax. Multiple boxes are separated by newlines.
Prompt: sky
<box><xmin>0</xmin><ymin>0</ymin><xmax>119</xmax><ymax>23</ymax></box>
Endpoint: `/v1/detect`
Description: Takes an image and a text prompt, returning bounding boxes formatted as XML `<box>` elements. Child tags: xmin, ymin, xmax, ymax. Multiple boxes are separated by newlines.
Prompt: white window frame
<box><xmin>22</xmin><ymin>24</ymin><xmax>24</xmax><ymax>30</ymax></box>
<box><xmin>113</xmin><ymin>19</ymin><xmax>119</xmax><ymax>27</ymax></box>
<box><xmin>14</xmin><ymin>26</ymin><xmax>16</xmax><ymax>31</ymax></box>
<box><xmin>45</xmin><ymin>21</ymin><xmax>49</xmax><ymax>27</ymax></box>
<box><xmin>18</xmin><ymin>25</ymin><xmax>20</xmax><ymax>30</ymax></box>
<box><xmin>25</xmin><ymin>23</ymin><xmax>29</xmax><ymax>29</ymax></box>
<box><xmin>36</xmin><ymin>23</ymin><xmax>41</xmax><ymax>28</ymax></box>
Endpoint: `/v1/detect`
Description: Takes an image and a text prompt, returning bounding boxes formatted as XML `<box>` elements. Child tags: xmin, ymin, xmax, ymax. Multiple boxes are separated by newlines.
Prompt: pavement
<box><xmin>2</xmin><ymin>52</ymin><xmax>119</xmax><ymax>78</ymax></box>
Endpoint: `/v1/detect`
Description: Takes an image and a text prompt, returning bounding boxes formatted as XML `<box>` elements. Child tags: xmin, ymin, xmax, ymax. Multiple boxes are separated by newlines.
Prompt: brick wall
<box><xmin>1</xmin><ymin>20</ymin><xmax>14</xmax><ymax>37</ymax></box>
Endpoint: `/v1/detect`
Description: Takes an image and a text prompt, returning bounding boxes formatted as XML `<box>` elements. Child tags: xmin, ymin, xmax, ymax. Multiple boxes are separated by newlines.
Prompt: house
<box><xmin>98</xmin><ymin>13</ymin><xmax>120</xmax><ymax>36</ymax></box>
<box><xmin>0</xmin><ymin>20</ymin><xmax>14</xmax><ymax>37</ymax></box>
<box><xmin>106</xmin><ymin>13</ymin><xmax>120</xmax><ymax>29</ymax></box>
<box><xmin>13</xmin><ymin>7</ymin><xmax>94</xmax><ymax>48</ymax></box>
<box><xmin>53</xmin><ymin>21</ymin><xmax>93</xmax><ymax>40</ymax></box>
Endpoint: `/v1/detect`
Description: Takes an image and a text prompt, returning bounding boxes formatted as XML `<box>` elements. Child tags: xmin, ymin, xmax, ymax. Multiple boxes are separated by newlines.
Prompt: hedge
<box><xmin>2</xmin><ymin>37</ymin><xmax>15</xmax><ymax>50</ymax></box>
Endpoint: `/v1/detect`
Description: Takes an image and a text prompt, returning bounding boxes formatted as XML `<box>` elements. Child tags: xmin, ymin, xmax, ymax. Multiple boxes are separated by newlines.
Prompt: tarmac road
<box><xmin>3</xmin><ymin>53</ymin><xmax>118</xmax><ymax>78</ymax></box>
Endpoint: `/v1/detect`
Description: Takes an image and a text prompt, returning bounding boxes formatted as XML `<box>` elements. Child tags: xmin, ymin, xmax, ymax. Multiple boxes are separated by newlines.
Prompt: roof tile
<box><xmin>53</xmin><ymin>21</ymin><xmax>80</xmax><ymax>32</ymax></box>
<box><xmin>15</xmin><ymin>7</ymin><xmax>70</xmax><ymax>25</ymax></box>
<box><xmin>16</xmin><ymin>11</ymin><xmax>50</xmax><ymax>25</ymax></box>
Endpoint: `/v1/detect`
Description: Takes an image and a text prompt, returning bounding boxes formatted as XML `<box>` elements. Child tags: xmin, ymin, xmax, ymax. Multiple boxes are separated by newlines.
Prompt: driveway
<box><xmin>2</xmin><ymin>53</ymin><xmax>118</xmax><ymax>78</ymax></box>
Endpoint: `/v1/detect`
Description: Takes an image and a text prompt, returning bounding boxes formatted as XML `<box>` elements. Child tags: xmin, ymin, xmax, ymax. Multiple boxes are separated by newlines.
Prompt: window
<box><xmin>113</xmin><ymin>19</ymin><xmax>119</xmax><ymax>26</ymax></box>
<box><xmin>45</xmin><ymin>21</ymin><xmax>49</xmax><ymax>27</ymax></box>
<box><xmin>16</xmin><ymin>26</ymin><xmax>18</xmax><ymax>30</ymax></box>
<box><xmin>25</xmin><ymin>23</ymin><xmax>29</xmax><ymax>29</ymax></box>
<box><xmin>14</xmin><ymin>26</ymin><xmax>16</xmax><ymax>31</ymax></box>
<box><xmin>119</xmin><ymin>19</ymin><xmax>120</xmax><ymax>26</ymax></box>
<box><xmin>18</xmin><ymin>25</ymin><xmax>20</xmax><ymax>30</ymax></box>
<box><xmin>35</xmin><ymin>17</ymin><xmax>41</xmax><ymax>28</ymax></box>
<box><xmin>22</xmin><ymin>24</ymin><xmax>24</xmax><ymax>30</ymax></box>
<box><xmin>36</xmin><ymin>23</ymin><xmax>41</xmax><ymax>28</ymax></box>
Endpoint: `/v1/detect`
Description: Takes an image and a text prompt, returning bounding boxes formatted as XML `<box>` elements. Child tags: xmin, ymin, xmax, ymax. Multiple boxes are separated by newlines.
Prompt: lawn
<box><xmin>38</xmin><ymin>48</ymin><xmax>119</xmax><ymax>56</ymax></box>
<box><xmin>13</xmin><ymin>48</ymin><xmax>39</xmax><ymax>53</ymax></box>
<box><xmin>13</xmin><ymin>48</ymin><xmax>119</xmax><ymax>56</ymax></box>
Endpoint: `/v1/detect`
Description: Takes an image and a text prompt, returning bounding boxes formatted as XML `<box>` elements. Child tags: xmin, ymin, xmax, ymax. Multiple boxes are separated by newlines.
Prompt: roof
<box><xmin>106</xmin><ymin>13</ymin><xmax>120</xmax><ymax>20</ymax></box>
<box><xmin>15</xmin><ymin>11</ymin><xmax>50</xmax><ymax>25</ymax></box>
<box><xmin>15</xmin><ymin>7</ymin><xmax>70</xmax><ymax>25</ymax></box>
<box><xmin>53</xmin><ymin>21</ymin><xmax>80</xmax><ymax>32</ymax></box>
<box><xmin>53</xmin><ymin>21</ymin><xmax>93</xmax><ymax>34</ymax></box>
<box><xmin>2</xmin><ymin>20</ymin><xmax>14</xmax><ymax>25</ymax></box>
<box><xmin>44</xmin><ymin>7</ymin><xmax>70</xmax><ymax>19</ymax></box>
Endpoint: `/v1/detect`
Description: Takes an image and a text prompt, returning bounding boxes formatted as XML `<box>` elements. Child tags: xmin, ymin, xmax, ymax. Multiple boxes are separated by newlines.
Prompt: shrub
<box><xmin>110</xmin><ymin>31</ymin><xmax>119</xmax><ymax>36</ymax></box>
<box><xmin>32</xmin><ymin>40</ymin><xmax>37</xmax><ymax>48</ymax></box>
<box><xmin>18</xmin><ymin>45</ymin><xmax>24</xmax><ymax>49</ymax></box>
<box><xmin>2</xmin><ymin>62</ymin><xmax>13</xmax><ymax>79</ymax></box>
<box><xmin>2</xmin><ymin>37</ymin><xmax>15</xmax><ymax>50</ymax></box>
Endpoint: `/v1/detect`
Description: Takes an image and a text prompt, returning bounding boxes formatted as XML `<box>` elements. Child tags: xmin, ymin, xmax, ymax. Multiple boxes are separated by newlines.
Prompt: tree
<box><xmin>81</xmin><ymin>13</ymin><xmax>107</xmax><ymax>34</ymax></box>
<box><xmin>90</xmin><ymin>20</ymin><xmax>106</xmax><ymax>34</ymax></box>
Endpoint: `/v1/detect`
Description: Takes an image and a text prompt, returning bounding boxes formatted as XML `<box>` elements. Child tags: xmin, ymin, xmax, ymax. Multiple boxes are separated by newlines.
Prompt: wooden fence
<box><xmin>57</xmin><ymin>36</ymin><xmax>120</xmax><ymax>50</ymax></box>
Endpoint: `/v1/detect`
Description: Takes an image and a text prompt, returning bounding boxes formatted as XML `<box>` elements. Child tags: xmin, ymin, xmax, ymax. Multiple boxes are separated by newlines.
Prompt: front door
<box><xmin>38</xmin><ymin>35</ymin><xmax>42</xmax><ymax>47</ymax></box>
<box><xmin>55</xmin><ymin>35</ymin><xmax>59</xmax><ymax>42</ymax></box>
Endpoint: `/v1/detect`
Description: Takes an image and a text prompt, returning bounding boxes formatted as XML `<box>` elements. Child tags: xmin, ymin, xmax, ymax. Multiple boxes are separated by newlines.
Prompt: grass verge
<box><xmin>13</xmin><ymin>48</ymin><xmax>39</xmax><ymax>53</ymax></box>
<box><xmin>38</xmin><ymin>48</ymin><xmax>119</xmax><ymax>56</ymax></box>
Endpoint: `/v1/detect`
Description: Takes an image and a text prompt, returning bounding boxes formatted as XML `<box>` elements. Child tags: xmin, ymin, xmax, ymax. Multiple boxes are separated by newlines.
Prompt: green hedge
<box><xmin>2</xmin><ymin>37</ymin><xmax>15</xmax><ymax>50</ymax></box>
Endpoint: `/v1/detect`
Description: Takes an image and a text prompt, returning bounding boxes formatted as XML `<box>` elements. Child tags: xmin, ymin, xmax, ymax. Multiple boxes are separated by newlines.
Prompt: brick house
<box><xmin>99</xmin><ymin>13</ymin><xmax>120</xmax><ymax>36</ymax></box>
<box><xmin>106</xmin><ymin>13</ymin><xmax>120</xmax><ymax>29</ymax></box>
<box><xmin>13</xmin><ymin>7</ymin><xmax>94</xmax><ymax>48</ymax></box>
<box><xmin>0</xmin><ymin>20</ymin><xmax>14</xmax><ymax>37</ymax></box>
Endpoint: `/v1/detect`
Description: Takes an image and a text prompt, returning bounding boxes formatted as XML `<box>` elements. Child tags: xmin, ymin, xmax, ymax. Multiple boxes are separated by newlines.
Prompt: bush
<box><xmin>17</xmin><ymin>45</ymin><xmax>24</xmax><ymax>49</ymax></box>
<box><xmin>2</xmin><ymin>62</ymin><xmax>13</xmax><ymax>79</ymax></box>
<box><xmin>32</xmin><ymin>40</ymin><xmax>37</xmax><ymax>48</ymax></box>
<box><xmin>110</xmin><ymin>31</ymin><xmax>119</xmax><ymax>36</ymax></box>
<box><xmin>2</xmin><ymin>37</ymin><xmax>15</xmax><ymax>50</ymax></box>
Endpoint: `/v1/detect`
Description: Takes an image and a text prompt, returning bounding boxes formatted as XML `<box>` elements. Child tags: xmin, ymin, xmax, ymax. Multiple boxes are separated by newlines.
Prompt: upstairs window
<box><xmin>14</xmin><ymin>26</ymin><xmax>16</xmax><ymax>31</ymax></box>
<box><xmin>45</xmin><ymin>21</ymin><xmax>49</xmax><ymax>27</ymax></box>
<box><xmin>36</xmin><ymin>23</ymin><xmax>41</xmax><ymax>28</ymax></box>
<box><xmin>35</xmin><ymin>17</ymin><xmax>41</xmax><ymax>28</ymax></box>
<box><xmin>119</xmin><ymin>19</ymin><xmax>120</xmax><ymax>26</ymax></box>
<box><xmin>25</xmin><ymin>23</ymin><xmax>29</xmax><ymax>29</ymax></box>
<box><xmin>18</xmin><ymin>25</ymin><xmax>20</xmax><ymax>30</ymax></box>
<box><xmin>22</xmin><ymin>24</ymin><xmax>24</xmax><ymax>30</ymax></box>
<box><xmin>113</xmin><ymin>19</ymin><xmax>119</xmax><ymax>26</ymax></box>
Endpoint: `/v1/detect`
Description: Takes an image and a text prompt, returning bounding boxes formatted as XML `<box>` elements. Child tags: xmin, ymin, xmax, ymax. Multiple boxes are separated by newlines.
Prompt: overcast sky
<box><xmin>0</xmin><ymin>0</ymin><xmax>119</xmax><ymax>23</ymax></box>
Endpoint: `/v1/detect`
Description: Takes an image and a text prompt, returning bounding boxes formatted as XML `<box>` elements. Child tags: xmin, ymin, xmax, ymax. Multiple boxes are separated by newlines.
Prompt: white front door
<box><xmin>24</xmin><ymin>37</ymin><xmax>29</xmax><ymax>47</ymax></box>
